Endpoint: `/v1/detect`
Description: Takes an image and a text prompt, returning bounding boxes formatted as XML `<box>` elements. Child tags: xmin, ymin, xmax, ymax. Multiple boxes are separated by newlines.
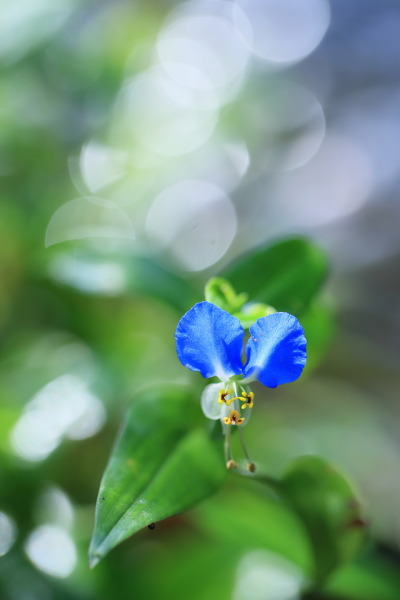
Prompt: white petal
<box><xmin>200</xmin><ymin>383</ymin><xmax>225</xmax><ymax>420</ymax></box>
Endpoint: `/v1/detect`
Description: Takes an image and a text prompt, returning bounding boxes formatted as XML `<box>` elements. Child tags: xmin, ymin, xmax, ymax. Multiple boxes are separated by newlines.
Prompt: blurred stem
<box><xmin>252</xmin><ymin>473</ymin><xmax>283</xmax><ymax>496</ymax></box>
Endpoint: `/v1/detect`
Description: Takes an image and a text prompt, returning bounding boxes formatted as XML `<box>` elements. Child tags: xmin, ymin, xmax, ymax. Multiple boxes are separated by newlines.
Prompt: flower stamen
<box><xmin>218</xmin><ymin>389</ymin><xmax>242</xmax><ymax>407</ymax></box>
<box><xmin>218</xmin><ymin>388</ymin><xmax>232</xmax><ymax>405</ymax></box>
<box><xmin>223</xmin><ymin>410</ymin><xmax>245</xmax><ymax>426</ymax></box>
<box><xmin>241</xmin><ymin>391</ymin><xmax>254</xmax><ymax>409</ymax></box>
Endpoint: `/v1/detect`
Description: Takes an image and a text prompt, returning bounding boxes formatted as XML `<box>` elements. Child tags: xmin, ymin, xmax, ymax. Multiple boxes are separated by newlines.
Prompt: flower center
<box><xmin>223</xmin><ymin>410</ymin><xmax>245</xmax><ymax>426</ymax></box>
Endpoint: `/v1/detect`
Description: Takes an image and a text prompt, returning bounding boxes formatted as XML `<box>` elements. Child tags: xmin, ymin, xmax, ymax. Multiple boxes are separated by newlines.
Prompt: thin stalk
<box><xmin>238</xmin><ymin>426</ymin><xmax>252</xmax><ymax>462</ymax></box>
<box><xmin>224</xmin><ymin>424</ymin><xmax>233</xmax><ymax>463</ymax></box>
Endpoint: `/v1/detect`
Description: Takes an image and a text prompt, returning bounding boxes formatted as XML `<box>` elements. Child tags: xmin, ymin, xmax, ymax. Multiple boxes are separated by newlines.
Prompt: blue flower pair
<box><xmin>175</xmin><ymin>301</ymin><xmax>307</xmax><ymax>390</ymax></box>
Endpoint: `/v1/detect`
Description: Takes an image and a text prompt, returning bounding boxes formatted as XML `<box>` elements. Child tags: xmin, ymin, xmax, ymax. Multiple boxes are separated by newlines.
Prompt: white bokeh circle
<box><xmin>145</xmin><ymin>179</ymin><xmax>237</xmax><ymax>271</ymax></box>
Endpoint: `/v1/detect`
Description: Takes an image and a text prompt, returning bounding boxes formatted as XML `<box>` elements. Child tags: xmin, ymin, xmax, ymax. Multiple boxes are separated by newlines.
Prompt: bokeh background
<box><xmin>1</xmin><ymin>0</ymin><xmax>400</xmax><ymax>598</ymax></box>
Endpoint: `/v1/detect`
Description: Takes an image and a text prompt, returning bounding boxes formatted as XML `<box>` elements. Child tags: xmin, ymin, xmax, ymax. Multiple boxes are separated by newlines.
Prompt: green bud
<box><xmin>233</xmin><ymin>303</ymin><xmax>276</xmax><ymax>329</ymax></box>
<box><xmin>204</xmin><ymin>277</ymin><xmax>248</xmax><ymax>313</ymax></box>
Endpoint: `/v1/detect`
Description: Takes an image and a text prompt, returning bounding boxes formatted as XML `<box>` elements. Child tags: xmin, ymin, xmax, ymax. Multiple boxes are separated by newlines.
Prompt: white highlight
<box><xmin>272</xmin><ymin>133</ymin><xmax>372</xmax><ymax>227</ymax></box>
<box><xmin>45</xmin><ymin>197</ymin><xmax>135</xmax><ymax>246</ymax></box>
<box><xmin>157</xmin><ymin>0</ymin><xmax>252</xmax><ymax>108</ymax></box>
<box><xmin>38</xmin><ymin>488</ymin><xmax>74</xmax><ymax>530</ymax></box>
<box><xmin>233</xmin><ymin>550</ymin><xmax>303</xmax><ymax>600</ymax></box>
<box><xmin>49</xmin><ymin>253</ymin><xmax>126</xmax><ymax>295</ymax></box>
<box><xmin>176</xmin><ymin>140</ymin><xmax>250</xmax><ymax>194</ymax></box>
<box><xmin>0</xmin><ymin>0</ymin><xmax>75</xmax><ymax>61</ymax></box>
<box><xmin>10</xmin><ymin>374</ymin><xmax>106</xmax><ymax>461</ymax></box>
<box><xmin>0</xmin><ymin>512</ymin><xmax>17</xmax><ymax>556</ymax></box>
<box><xmin>80</xmin><ymin>142</ymin><xmax>126</xmax><ymax>193</ymax></box>
<box><xmin>118</xmin><ymin>68</ymin><xmax>217</xmax><ymax>157</ymax></box>
<box><xmin>236</xmin><ymin>0</ymin><xmax>330</xmax><ymax>64</ymax></box>
<box><xmin>25</xmin><ymin>525</ymin><xmax>77</xmax><ymax>578</ymax></box>
<box><xmin>145</xmin><ymin>179</ymin><xmax>237</xmax><ymax>271</ymax></box>
<box><xmin>248</xmin><ymin>82</ymin><xmax>325</xmax><ymax>172</ymax></box>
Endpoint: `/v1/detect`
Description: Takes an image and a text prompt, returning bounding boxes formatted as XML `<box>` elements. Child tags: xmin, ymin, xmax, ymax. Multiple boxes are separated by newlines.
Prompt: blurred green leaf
<box><xmin>47</xmin><ymin>248</ymin><xmax>198</xmax><ymax>311</ymax></box>
<box><xmin>301</xmin><ymin>302</ymin><xmax>335</xmax><ymax>368</ymax></box>
<box><xmin>119</xmin><ymin>532</ymin><xmax>242</xmax><ymax>600</ymax></box>
<box><xmin>125</xmin><ymin>254</ymin><xmax>198</xmax><ymax>310</ymax></box>
<box><xmin>280</xmin><ymin>456</ymin><xmax>365</xmax><ymax>585</ymax></box>
<box><xmin>326</xmin><ymin>554</ymin><xmax>400</xmax><ymax>600</ymax></box>
<box><xmin>195</xmin><ymin>484</ymin><xmax>312</xmax><ymax>573</ymax></box>
<box><xmin>223</xmin><ymin>238</ymin><xmax>328</xmax><ymax>316</ymax></box>
<box><xmin>89</xmin><ymin>386</ymin><xmax>226</xmax><ymax>567</ymax></box>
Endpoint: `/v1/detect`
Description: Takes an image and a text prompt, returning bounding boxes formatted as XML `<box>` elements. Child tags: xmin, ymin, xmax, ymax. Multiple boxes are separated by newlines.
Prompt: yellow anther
<box><xmin>226</xmin><ymin>460</ymin><xmax>238</xmax><ymax>470</ymax></box>
<box><xmin>218</xmin><ymin>389</ymin><xmax>231</xmax><ymax>405</ymax></box>
<box><xmin>223</xmin><ymin>410</ymin><xmax>245</xmax><ymax>426</ymax></box>
<box><xmin>246</xmin><ymin>462</ymin><xmax>256</xmax><ymax>473</ymax></box>
<box><xmin>241</xmin><ymin>391</ymin><xmax>254</xmax><ymax>410</ymax></box>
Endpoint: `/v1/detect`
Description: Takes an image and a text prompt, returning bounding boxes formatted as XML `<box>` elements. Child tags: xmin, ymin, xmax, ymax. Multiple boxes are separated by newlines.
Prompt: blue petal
<box><xmin>243</xmin><ymin>312</ymin><xmax>307</xmax><ymax>388</ymax></box>
<box><xmin>175</xmin><ymin>301</ymin><xmax>244</xmax><ymax>380</ymax></box>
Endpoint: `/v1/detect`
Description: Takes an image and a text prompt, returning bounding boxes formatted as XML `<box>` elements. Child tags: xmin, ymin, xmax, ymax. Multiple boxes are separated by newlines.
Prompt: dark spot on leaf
<box><xmin>346</xmin><ymin>517</ymin><xmax>367</xmax><ymax>529</ymax></box>
<box><xmin>148</xmin><ymin>523</ymin><xmax>156</xmax><ymax>530</ymax></box>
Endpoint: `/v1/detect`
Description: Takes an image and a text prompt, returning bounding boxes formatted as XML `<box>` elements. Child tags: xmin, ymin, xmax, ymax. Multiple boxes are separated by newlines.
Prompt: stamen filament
<box><xmin>224</xmin><ymin>421</ymin><xmax>237</xmax><ymax>469</ymax></box>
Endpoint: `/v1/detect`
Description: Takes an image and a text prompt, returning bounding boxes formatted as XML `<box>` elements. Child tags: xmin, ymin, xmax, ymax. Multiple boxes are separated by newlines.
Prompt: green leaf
<box><xmin>280</xmin><ymin>456</ymin><xmax>366</xmax><ymax>585</ymax></box>
<box><xmin>89</xmin><ymin>387</ymin><xmax>226</xmax><ymax>567</ymax></box>
<box><xmin>222</xmin><ymin>238</ymin><xmax>328</xmax><ymax>316</ymax></box>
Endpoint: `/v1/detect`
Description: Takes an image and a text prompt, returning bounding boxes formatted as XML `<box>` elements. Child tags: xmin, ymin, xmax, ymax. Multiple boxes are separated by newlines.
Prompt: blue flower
<box><xmin>175</xmin><ymin>301</ymin><xmax>307</xmax><ymax>389</ymax></box>
<box><xmin>175</xmin><ymin>301</ymin><xmax>307</xmax><ymax>470</ymax></box>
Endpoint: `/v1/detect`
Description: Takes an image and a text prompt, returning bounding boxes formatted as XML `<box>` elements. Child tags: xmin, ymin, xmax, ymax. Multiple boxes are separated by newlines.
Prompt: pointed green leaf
<box><xmin>89</xmin><ymin>387</ymin><xmax>226</xmax><ymax>567</ymax></box>
<box><xmin>280</xmin><ymin>456</ymin><xmax>366</xmax><ymax>584</ymax></box>
<box><xmin>222</xmin><ymin>238</ymin><xmax>328</xmax><ymax>316</ymax></box>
